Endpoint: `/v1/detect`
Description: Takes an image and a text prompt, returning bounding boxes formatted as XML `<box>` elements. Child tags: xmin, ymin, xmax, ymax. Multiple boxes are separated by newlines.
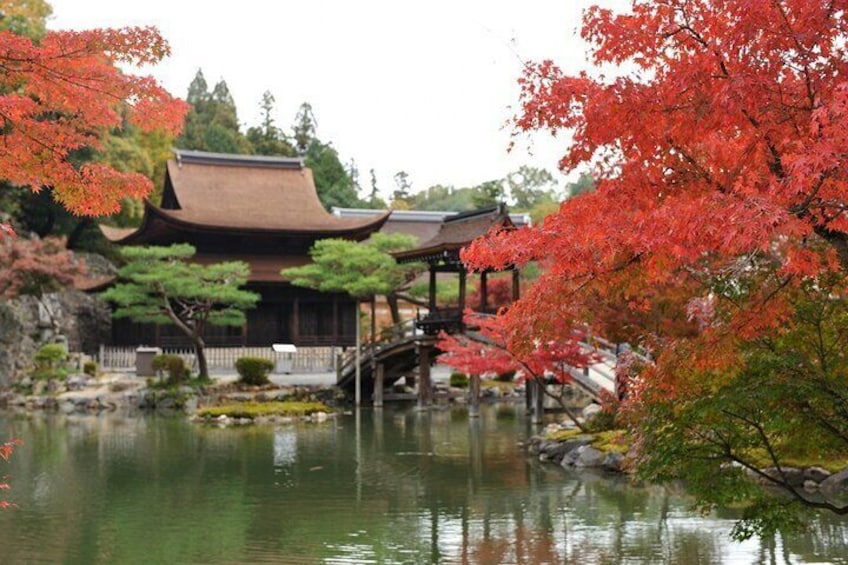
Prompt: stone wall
<box><xmin>0</xmin><ymin>290</ymin><xmax>111</xmax><ymax>385</ymax></box>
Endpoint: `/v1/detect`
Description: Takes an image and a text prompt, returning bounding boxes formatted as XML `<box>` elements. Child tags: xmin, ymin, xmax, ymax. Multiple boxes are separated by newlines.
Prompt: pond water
<box><xmin>1</xmin><ymin>405</ymin><xmax>847</xmax><ymax>564</ymax></box>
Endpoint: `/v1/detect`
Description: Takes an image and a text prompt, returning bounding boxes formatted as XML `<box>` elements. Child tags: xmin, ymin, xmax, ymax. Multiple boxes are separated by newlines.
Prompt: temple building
<box><xmin>101</xmin><ymin>150</ymin><xmax>388</xmax><ymax>348</ymax></box>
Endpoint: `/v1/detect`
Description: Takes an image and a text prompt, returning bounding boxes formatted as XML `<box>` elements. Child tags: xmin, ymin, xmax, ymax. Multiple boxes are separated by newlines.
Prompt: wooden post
<box><xmin>480</xmin><ymin>271</ymin><xmax>488</xmax><ymax>312</ymax></box>
<box><xmin>374</xmin><ymin>362</ymin><xmax>385</xmax><ymax>408</ymax></box>
<box><xmin>417</xmin><ymin>342</ymin><xmax>432</xmax><ymax>409</ymax></box>
<box><xmin>458</xmin><ymin>269</ymin><xmax>467</xmax><ymax>331</ymax></box>
<box><xmin>530</xmin><ymin>377</ymin><xmax>544</xmax><ymax>424</ymax></box>
<box><xmin>512</xmin><ymin>269</ymin><xmax>520</xmax><ymax>303</ymax></box>
<box><xmin>332</xmin><ymin>294</ymin><xmax>339</xmax><ymax>346</ymax></box>
<box><xmin>428</xmin><ymin>268</ymin><xmax>437</xmax><ymax>311</ymax></box>
<box><xmin>469</xmin><ymin>373</ymin><xmax>481</xmax><ymax>418</ymax></box>
<box><xmin>292</xmin><ymin>296</ymin><xmax>300</xmax><ymax>344</ymax></box>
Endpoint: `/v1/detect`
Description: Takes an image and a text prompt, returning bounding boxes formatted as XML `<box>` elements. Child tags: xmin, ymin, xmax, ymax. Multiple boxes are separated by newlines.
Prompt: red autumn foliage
<box><xmin>462</xmin><ymin>1</ymin><xmax>848</xmax><ymax>361</ymax></box>
<box><xmin>0</xmin><ymin>26</ymin><xmax>187</xmax><ymax>229</ymax></box>
<box><xmin>438</xmin><ymin>310</ymin><xmax>599</xmax><ymax>380</ymax></box>
<box><xmin>0</xmin><ymin>438</ymin><xmax>21</xmax><ymax>509</ymax></box>
<box><xmin>0</xmin><ymin>236</ymin><xmax>84</xmax><ymax>299</ymax></box>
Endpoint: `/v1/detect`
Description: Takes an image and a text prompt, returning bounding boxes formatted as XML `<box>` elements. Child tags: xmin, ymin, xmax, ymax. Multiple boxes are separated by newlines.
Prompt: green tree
<box><xmin>282</xmin><ymin>233</ymin><xmax>421</xmax><ymax>325</ymax></box>
<box><xmin>245</xmin><ymin>91</ymin><xmax>295</xmax><ymax>157</ymax></box>
<box><xmin>102</xmin><ymin>244</ymin><xmax>259</xmax><ymax>380</ymax></box>
<box><xmin>471</xmin><ymin>179</ymin><xmax>506</xmax><ymax>209</ymax></box>
<box><xmin>633</xmin><ymin>271</ymin><xmax>848</xmax><ymax>538</ymax></box>
<box><xmin>177</xmin><ymin>70</ymin><xmax>250</xmax><ymax>154</ymax></box>
<box><xmin>505</xmin><ymin>166</ymin><xmax>557</xmax><ymax>210</ymax></box>
<box><xmin>0</xmin><ymin>0</ymin><xmax>51</xmax><ymax>39</ymax></box>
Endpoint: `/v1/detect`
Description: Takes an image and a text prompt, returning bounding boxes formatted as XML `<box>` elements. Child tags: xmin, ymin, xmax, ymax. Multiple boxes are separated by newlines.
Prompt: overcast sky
<box><xmin>49</xmin><ymin>0</ymin><xmax>628</xmax><ymax>199</ymax></box>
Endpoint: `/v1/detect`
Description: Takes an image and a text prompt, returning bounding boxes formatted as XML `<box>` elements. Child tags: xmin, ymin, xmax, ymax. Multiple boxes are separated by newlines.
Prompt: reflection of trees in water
<box><xmin>2</xmin><ymin>408</ymin><xmax>848</xmax><ymax>563</ymax></box>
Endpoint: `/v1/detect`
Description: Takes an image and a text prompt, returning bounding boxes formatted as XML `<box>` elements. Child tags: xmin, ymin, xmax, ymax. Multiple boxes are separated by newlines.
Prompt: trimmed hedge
<box><xmin>152</xmin><ymin>354</ymin><xmax>190</xmax><ymax>384</ymax></box>
<box><xmin>235</xmin><ymin>356</ymin><xmax>274</xmax><ymax>386</ymax></box>
<box><xmin>449</xmin><ymin>372</ymin><xmax>469</xmax><ymax>388</ymax></box>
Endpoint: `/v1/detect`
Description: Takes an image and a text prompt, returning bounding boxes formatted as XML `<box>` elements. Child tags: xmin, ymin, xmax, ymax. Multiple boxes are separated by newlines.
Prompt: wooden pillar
<box><xmin>480</xmin><ymin>271</ymin><xmax>488</xmax><ymax>312</ymax></box>
<box><xmin>292</xmin><ymin>296</ymin><xmax>300</xmax><ymax>344</ymax></box>
<box><xmin>374</xmin><ymin>362</ymin><xmax>385</xmax><ymax>408</ymax></box>
<box><xmin>469</xmin><ymin>373</ymin><xmax>481</xmax><ymax>418</ymax></box>
<box><xmin>512</xmin><ymin>269</ymin><xmax>520</xmax><ymax>303</ymax></box>
<box><xmin>529</xmin><ymin>377</ymin><xmax>544</xmax><ymax>424</ymax></box>
<box><xmin>417</xmin><ymin>343</ymin><xmax>432</xmax><ymax>409</ymax></box>
<box><xmin>428</xmin><ymin>268</ymin><xmax>437</xmax><ymax>311</ymax></box>
<box><xmin>332</xmin><ymin>294</ymin><xmax>339</xmax><ymax>346</ymax></box>
<box><xmin>458</xmin><ymin>269</ymin><xmax>467</xmax><ymax>329</ymax></box>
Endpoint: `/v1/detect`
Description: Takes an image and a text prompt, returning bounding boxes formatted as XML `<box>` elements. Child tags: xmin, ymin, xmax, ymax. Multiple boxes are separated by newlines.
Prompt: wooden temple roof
<box><xmin>102</xmin><ymin>150</ymin><xmax>389</xmax><ymax>246</ymax></box>
<box><xmin>392</xmin><ymin>204</ymin><xmax>517</xmax><ymax>264</ymax></box>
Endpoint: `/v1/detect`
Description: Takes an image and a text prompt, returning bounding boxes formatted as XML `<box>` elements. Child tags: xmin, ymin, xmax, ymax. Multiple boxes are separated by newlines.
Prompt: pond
<box><xmin>1</xmin><ymin>405</ymin><xmax>846</xmax><ymax>564</ymax></box>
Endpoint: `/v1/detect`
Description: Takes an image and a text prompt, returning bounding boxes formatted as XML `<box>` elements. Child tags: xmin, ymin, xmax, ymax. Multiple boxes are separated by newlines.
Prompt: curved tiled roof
<box><xmin>393</xmin><ymin>204</ymin><xmax>516</xmax><ymax>263</ymax></box>
<box><xmin>102</xmin><ymin>150</ymin><xmax>388</xmax><ymax>244</ymax></box>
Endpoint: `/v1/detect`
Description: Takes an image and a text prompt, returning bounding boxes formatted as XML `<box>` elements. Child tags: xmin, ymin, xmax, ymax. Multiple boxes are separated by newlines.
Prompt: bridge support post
<box><xmin>469</xmin><ymin>373</ymin><xmax>481</xmax><ymax>418</ymax></box>
<box><xmin>528</xmin><ymin>377</ymin><xmax>544</xmax><ymax>424</ymax></box>
<box><xmin>417</xmin><ymin>343</ymin><xmax>432</xmax><ymax>410</ymax></box>
<box><xmin>374</xmin><ymin>363</ymin><xmax>385</xmax><ymax>408</ymax></box>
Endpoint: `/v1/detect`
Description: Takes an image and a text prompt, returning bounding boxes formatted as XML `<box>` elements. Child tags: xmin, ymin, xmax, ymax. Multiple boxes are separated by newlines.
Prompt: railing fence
<box><xmin>98</xmin><ymin>345</ymin><xmax>339</xmax><ymax>373</ymax></box>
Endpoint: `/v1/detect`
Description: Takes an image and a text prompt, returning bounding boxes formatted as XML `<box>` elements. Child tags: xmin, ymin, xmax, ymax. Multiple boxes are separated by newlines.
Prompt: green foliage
<box><xmin>32</xmin><ymin>343</ymin><xmax>68</xmax><ymax>380</ymax></box>
<box><xmin>234</xmin><ymin>356</ymin><xmax>274</xmax><ymax>386</ymax></box>
<box><xmin>101</xmin><ymin>244</ymin><xmax>259</xmax><ymax>379</ymax></box>
<box><xmin>151</xmin><ymin>354</ymin><xmax>190</xmax><ymax>385</ymax></box>
<box><xmin>494</xmin><ymin>370</ymin><xmax>515</xmax><ymax>383</ymax></box>
<box><xmin>449</xmin><ymin>372</ymin><xmax>469</xmax><ymax>388</ymax></box>
<box><xmin>283</xmin><ymin>233</ymin><xmax>420</xmax><ymax>299</ymax></box>
<box><xmin>177</xmin><ymin>70</ymin><xmax>251</xmax><ymax>154</ymax></box>
<box><xmin>83</xmin><ymin>361</ymin><xmax>98</xmax><ymax>377</ymax></box>
<box><xmin>0</xmin><ymin>0</ymin><xmax>52</xmax><ymax>40</ymax></box>
<box><xmin>197</xmin><ymin>401</ymin><xmax>330</xmax><ymax>419</ymax></box>
<box><xmin>632</xmin><ymin>275</ymin><xmax>848</xmax><ymax>539</ymax></box>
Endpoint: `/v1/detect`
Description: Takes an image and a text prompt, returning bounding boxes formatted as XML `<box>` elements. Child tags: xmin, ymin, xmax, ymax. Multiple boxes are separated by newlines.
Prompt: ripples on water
<box><xmin>1</xmin><ymin>407</ymin><xmax>847</xmax><ymax>564</ymax></box>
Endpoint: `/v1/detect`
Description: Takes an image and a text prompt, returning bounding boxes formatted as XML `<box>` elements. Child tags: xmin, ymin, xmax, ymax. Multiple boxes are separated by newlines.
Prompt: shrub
<box><xmin>494</xmin><ymin>370</ymin><xmax>516</xmax><ymax>383</ymax></box>
<box><xmin>83</xmin><ymin>361</ymin><xmax>98</xmax><ymax>376</ymax></box>
<box><xmin>152</xmin><ymin>354</ymin><xmax>190</xmax><ymax>385</ymax></box>
<box><xmin>32</xmin><ymin>343</ymin><xmax>69</xmax><ymax>380</ymax></box>
<box><xmin>235</xmin><ymin>356</ymin><xmax>274</xmax><ymax>386</ymax></box>
<box><xmin>449</xmin><ymin>372</ymin><xmax>469</xmax><ymax>388</ymax></box>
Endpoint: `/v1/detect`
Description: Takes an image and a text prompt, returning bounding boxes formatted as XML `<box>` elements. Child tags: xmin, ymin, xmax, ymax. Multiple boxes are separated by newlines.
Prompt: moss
<box><xmin>198</xmin><ymin>401</ymin><xmax>331</xmax><ymax>419</ymax></box>
<box><xmin>544</xmin><ymin>427</ymin><xmax>631</xmax><ymax>454</ymax></box>
<box><xmin>741</xmin><ymin>449</ymin><xmax>848</xmax><ymax>474</ymax></box>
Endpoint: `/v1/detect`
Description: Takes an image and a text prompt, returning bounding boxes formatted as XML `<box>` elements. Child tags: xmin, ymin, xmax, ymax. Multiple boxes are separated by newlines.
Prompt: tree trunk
<box><xmin>194</xmin><ymin>334</ymin><xmax>209</xmax><ymax>381</ymax></box>
<box><xmin>387</xmin><ymin>292</ymin><xmax>401</xmax><ymax>325</ymax></box>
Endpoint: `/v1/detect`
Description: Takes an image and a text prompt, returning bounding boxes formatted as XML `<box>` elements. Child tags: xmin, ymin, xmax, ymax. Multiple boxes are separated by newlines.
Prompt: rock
<box><xmin>603</xmin><ymin>452</ymin><xmax>625</xmax><ymax>472</ymax></box>
<box><xmin>803</xmin><ymin>466</ymin><xmax>831</xmax><ymax>484</ymax></box>
<box><xmin>313</xmin><ymin>411</ymin><xmax>328</xmax><ymax>422</ymax></box>
<box><xmin>66</xmin><ymin>374</ymin><xmax>89</xmax><ymax>391</ymax></box>
<box><xmin>820</xmin><ymin>468</ymin><xmax>848</xmax><ymax>496</ymax></box>
<box><xmin>582</xmin><ymin>403</ymin><xmax>603</xmax><ymax>422</ymax></box>
<box><xmin>803</xmin><ymin>480</ymin><xmax>820</xmax><ymax>491</ymax></box>
<box><xmin>763</xmin><ymin>467</ymin><xmax>805</xmax><ymax>487</ymax></box>
<box><xmin>575</xmin><ymin>446</ymin><xmax>606</xmax><ymax>468</ymax></box>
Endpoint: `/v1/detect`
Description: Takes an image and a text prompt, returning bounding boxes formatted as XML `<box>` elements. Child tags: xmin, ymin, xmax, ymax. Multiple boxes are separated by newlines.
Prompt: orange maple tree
<box><xmin>0</xmin><ymin>25</ymin><xmax>186</xmax><ymax>228</ymax></box>
<box><xmin>464</xmin><ymin>0</ymin><xmax>848</xmax><ymax>356</ymax></box>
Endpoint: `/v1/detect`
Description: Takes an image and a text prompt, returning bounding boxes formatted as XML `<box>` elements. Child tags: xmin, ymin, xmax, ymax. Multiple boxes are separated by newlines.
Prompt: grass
<box><xmin>198</xmin><ymin>401</ymin><xmax>331</xmax><ymax>419</ymax></box>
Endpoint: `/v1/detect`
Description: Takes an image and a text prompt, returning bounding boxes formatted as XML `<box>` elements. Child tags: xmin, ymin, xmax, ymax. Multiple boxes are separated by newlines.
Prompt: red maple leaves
<box><xmin>463</xmin><ymin>1</ymin><xmax>848</xmax><ymax>360</ymax></box>
<box><xmin>0</xmin><ymin>26</ymin><xmax>187</xmax><ymax>221</ymax></box>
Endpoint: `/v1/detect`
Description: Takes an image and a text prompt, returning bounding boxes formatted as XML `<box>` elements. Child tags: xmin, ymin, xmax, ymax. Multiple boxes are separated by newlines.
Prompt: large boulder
<box><xmin>0</xmin><ymin>289</ymin><xmax>111</xmax><ymax>385</ymax></box>
<box><xmin>574</xmin><ymin>445</ymin><xmax>607</xmax><ymax>468</ymax></box>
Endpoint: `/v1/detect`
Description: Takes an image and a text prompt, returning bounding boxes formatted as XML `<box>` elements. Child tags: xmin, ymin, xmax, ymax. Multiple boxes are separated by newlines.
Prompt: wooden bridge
<box><xmin>336</xmin><ymin>314</ymin><xmax>646</xmax><ymax>410</ymax></box>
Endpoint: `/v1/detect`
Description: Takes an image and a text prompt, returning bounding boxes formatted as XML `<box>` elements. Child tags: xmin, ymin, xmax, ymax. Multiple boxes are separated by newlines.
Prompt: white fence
<box><xmin>98</xmin><ymin>345</ymin><xmax>339</xmax><ymax>373</ymax></box>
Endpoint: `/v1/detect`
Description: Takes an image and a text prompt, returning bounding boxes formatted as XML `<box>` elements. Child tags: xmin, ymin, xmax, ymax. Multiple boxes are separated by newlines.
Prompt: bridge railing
<box><xmin>337</xmin><ymin>318</ymin><xmax>421</xmax><ymax>381</ymax></box>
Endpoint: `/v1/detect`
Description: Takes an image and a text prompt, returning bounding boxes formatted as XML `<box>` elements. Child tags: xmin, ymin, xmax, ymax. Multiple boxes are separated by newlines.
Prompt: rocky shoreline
<box><xmin>0</xmin><ymin>372</ymin><xmax>345</xmax><ymax>418</ymax></box>
<box><xmin>528</xmin><ymin>421</ymin><xmax>848</xmax><ymax>506</ymax></box>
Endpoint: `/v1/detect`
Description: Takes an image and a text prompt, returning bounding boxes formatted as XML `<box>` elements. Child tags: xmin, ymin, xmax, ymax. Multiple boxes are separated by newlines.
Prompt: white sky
<box><xmin>49</xmin><ymin>0</ymin><xmax>628</xmax><ymax>200</ymax></box>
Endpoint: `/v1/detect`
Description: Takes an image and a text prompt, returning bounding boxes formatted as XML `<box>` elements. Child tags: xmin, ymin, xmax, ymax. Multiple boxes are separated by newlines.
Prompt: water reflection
<box><xmin>0</xmin><ymin>407</ymin><xmax>846</xmax><ymax>564</ymax></box>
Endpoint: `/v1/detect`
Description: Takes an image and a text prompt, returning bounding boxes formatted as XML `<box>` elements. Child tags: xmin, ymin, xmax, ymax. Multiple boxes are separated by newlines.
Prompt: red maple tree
<box><xmin>0</xmin><ymin>25</ymin><xmax>187</xmax><ymax>229</ymax></box>
<box><xmin>464</xmin><ymin>0</ymin><xmax>848</xmax><ymax>356</ymax></box>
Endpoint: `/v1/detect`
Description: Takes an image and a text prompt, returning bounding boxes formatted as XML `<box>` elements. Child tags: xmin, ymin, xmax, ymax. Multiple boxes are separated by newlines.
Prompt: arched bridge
<box><xmin>337</xmin><ymin>315</ymin><xmax>649</xmax><ymax>405</ymax></box>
